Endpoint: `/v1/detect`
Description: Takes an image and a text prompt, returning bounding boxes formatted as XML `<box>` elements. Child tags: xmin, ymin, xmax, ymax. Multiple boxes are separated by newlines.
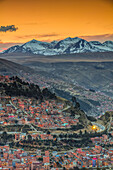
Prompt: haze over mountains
<box><xmin>2</xmin><ymin>37</ymin><xmax>113</xmax><ymax>56</ymax></box>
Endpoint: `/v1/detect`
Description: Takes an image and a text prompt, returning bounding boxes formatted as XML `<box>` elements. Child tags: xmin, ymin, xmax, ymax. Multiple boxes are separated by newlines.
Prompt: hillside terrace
<box><xmin>0</xmin><ymin>145</ymin><xmax>45</xmax><ymax>169</ymax></box>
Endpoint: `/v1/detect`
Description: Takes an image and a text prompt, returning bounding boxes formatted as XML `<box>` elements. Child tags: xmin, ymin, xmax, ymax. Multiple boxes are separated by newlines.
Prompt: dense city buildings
<box><xmin>0</xmin><ymin>75</ymin><xmax>113</xmax><ymax>169</ymax></box>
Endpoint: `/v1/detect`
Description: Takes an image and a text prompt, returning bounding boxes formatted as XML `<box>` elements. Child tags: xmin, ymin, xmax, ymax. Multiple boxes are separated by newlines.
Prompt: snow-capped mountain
<box><xmin>3</xmin><ymin>37</ymin><xmax>113</xmax><ymax>55</ymax></box>
<box><xmin>103</xmin><ymin>41</ymin><xmax>113</xmax><ymax>49</ymax></box>
<box><xmin>90</xmin><ymin>41</ymin><xmax>113</xmax><ymax>52</ymax></box>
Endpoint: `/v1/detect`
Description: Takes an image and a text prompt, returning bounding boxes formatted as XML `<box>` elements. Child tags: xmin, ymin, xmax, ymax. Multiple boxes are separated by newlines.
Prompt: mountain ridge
<box><xmin>2</xmin><ymin>37</ymin><xmax>113</xmax><ymax>56</ymax></box>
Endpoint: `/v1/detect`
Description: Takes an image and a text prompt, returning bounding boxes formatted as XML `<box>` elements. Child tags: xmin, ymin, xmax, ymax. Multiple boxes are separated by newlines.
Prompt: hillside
<box><xmin>0</xmin><ymin>75</ymin><xmax>91</xmax><ymax>127</ymax></box>
<box><xmin>0</xmin><ymin>58</ymin><xmax>34</xmax><ymax>76</ymax></box>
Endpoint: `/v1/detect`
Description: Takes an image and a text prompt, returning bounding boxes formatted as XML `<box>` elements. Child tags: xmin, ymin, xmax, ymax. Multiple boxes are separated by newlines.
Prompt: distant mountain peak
<box><xmin>28</xmin><ymin>39</ymin><xmax>38</xmax><ymax>43</ymax></box>
<box><xmin>103</xmin><ymin>40</ymin><xmax>113</xmax><ymax>43</ymax></box>
<box><xmin>103</xmin><ymin>41</ymin><xmax>113</xmax><ymax>46</ymax></box>
<box><xmin>64</xmin><ymin>37</ymin><xmax>73</xmax><ymax>40</ymax></box>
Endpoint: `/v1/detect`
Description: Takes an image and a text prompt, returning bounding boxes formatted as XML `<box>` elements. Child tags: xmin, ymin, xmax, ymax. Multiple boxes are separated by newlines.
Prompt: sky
<box><xmin>0</xmin><ymin>0</ymin><xmax>113</xmax><ymax>51</ymax></box>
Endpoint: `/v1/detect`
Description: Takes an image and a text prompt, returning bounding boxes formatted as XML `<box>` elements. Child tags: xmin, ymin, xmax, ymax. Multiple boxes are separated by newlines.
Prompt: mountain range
<box><xmin>3</xmin><ymin>37</ymin><xmax>113</xmax><ymax>56</ymax></box>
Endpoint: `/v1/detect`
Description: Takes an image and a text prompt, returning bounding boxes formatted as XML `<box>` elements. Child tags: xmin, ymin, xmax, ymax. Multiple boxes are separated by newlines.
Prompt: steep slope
<box><xmin>0</xmin><ymin>58</ymin><xmax>34</xmax><ymax>76</ymax></box>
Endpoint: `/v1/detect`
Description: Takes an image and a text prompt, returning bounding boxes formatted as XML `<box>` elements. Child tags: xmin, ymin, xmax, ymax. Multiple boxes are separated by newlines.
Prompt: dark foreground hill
<box><xmin>0</xmin><ymin>76</ymin><xmax>56</xmax><ymax>100</ymax></box>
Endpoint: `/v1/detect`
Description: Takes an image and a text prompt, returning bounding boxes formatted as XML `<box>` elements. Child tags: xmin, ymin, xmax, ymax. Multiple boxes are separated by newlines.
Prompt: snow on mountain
<box><xmin>64</xmin><ymin>39</ymin><xmax>98</xmax><ymax>53</ymax></box>
<box><xmin>22</xmin><ymin>39</ymin><xmax>53</xmax><ymax>55</ymax></box>
<box><xmin>53</xmin><ymin>37</ymin><xmax>81</xmax><ymax>53</ymax></box>
<box><xmin>51</xmin><ymin>40</ymin><xmax>58</xmax><ymax>46</ymax></box>
<box><xmin>103</xmin><ymin>41</ymin><xmax>113</xmax><ymax>49</ymax></box>
<box><xmin>4</xmin><ymin>45</ymin><xmax>33</xmax><ymax>54</ymax></box>
<box><xmin>90</xmin><ymin>41</ymin><xmax>113</xmax><ymax>52</ymax></box>
<box><xmin>3</xmin><ymin>37</ymin><xmax>113</xmax><ymax>55</ymax></box>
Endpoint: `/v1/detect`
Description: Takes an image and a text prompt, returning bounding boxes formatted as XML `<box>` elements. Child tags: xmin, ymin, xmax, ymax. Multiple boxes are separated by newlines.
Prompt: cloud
<box><xmin>0</xmin><ymin>25</ymin><xmax>18</xmax><ymax>32</ymax></box>
<box><xmin>38</xmin><ymin>33</ymin><xmax>60</xmax><ymax>38</ymax></box>
<box><xmin>0</xmin><ymin>42</ymin><xmax>22</xmax><ymax>52</ymax></box>
<box><xmin>41</xmin><ymin>38</ymin><xmax>61</xmax><ymax>42</ymax></box>
<box><xmin>24</xmin><ymin>22</ymin><xmax>39</xmax><ymax>25</ymax></box>
<box><xmin>80</xmin><ymin>34</ymin><xmax>113</xmax><ymax>42</ymax></box>
<box><xmin>16</xmin><ymin>33</ymin><xmax>60</xmax><ymax>39</ymax></box>
<box><xmin>22</xmin><ymin>22</ymin><xmax>47</xmax><ymax>26</ymax></box>
<box><xmin>16</xmin><ymin>34</ymin><xmax>37</xmax><ymax>39</ymax></box>
<box><xmin>103</xmin><ymin>0</ymin><xmax>113</xmax><ymax>4</ymax></box>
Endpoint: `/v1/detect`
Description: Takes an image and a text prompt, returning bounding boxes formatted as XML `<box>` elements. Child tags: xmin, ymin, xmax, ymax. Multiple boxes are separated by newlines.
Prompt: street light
<box><xmin>92</xmin><ymin>125</ymin><xmax>97</xmax><ymax>131</ymax></box>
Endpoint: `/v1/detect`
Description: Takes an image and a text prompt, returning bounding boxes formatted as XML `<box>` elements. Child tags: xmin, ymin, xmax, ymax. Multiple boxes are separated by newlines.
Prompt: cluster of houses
<box><xmin>91</xmin><ymin>134</ymin><xmax>113</xmax><ymax>146</ymax></box>
<box><xmin>0</xmin><ymin>75</ymin><xmax>113</xmax><ymax>169</ymax></box>
<box><xmin>0</xmin><ymin>145</ymin><xmax>50</xmax><ymax>169</ymax></box>
<box><xmin>0</xmin><ymin>143</ymin><xmax>113</xmax><ymax>169</ymax></box>
<box><xmin>51</xmin><ymin>145</ymin><xmax>113</xmax><ymax>169</ymax></box>
<box><xmin>10</xmin><ymin>97</ymin><xmax>79</xmax><ymax>129</ymax></box>
<box><xmin>0</xmin><ymin>98</ymin><xmax>17</xmax><ymax>126</ymax></box>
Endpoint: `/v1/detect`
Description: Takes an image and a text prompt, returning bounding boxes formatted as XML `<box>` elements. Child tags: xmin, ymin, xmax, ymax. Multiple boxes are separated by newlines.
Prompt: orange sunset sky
<box><xmin>0</xmin><ymin>0</ymin><xmax>113</xmax><ymax>51</ymax></box>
